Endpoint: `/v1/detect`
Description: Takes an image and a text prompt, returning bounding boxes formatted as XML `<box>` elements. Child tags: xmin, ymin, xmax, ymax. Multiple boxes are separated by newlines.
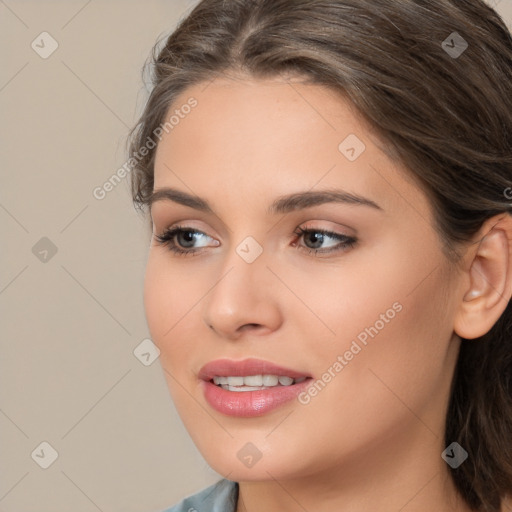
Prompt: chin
<box><xmin>197</xmin><ymin>439</ymin><xmax>315</xmax><ymax>483</ymax></box>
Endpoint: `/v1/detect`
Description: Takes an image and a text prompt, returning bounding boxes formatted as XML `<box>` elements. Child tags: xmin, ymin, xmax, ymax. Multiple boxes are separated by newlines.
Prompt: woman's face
<box><xmin>144</xmin><ymin>75</ymin><xmax>465</xmax><ymax>484</ymax></box>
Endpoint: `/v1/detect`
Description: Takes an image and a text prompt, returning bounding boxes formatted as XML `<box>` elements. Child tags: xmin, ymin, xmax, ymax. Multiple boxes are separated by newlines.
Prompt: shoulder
<box><xmin>158</xmin><ymin>479</ymin><xmax>239</xmax><ymax>512</ymax></box>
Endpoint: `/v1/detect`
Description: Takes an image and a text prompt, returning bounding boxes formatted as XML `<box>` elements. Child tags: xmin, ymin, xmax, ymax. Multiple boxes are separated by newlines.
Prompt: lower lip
<box><xmin>201</xmin><ymin>379</ymin><xmax>312</xmax><ymax>417</ymax></box>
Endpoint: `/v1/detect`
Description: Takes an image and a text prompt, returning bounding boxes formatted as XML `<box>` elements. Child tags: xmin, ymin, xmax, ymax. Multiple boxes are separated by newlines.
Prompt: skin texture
<box><xmin>143</xmin><ymin>75</ymin><xmax>512</xmax><ymax>512</ymax></box>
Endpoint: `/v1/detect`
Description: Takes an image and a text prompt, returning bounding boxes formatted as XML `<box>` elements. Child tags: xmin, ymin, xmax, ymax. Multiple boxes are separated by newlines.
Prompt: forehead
<box><xmin>156</xmin><ymin>76</ymin><xmax>365</xmax><ymax>163</ymax></box>
<box><xmin>152</xmin><ymin>76</ymin><xmax>431</xmax><ymax>221</ymax></box>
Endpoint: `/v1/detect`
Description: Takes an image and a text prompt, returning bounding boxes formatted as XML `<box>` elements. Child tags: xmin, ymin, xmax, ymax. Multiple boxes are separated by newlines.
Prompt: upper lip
<box><xmin>198</xmin><ymin>358</ymin><xmax>312</xmax><ymax>381</ymax></box>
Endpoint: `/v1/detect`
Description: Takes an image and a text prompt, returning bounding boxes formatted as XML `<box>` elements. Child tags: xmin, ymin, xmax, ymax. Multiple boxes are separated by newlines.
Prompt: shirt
<box><xmin>159</xmin><ymin>479</ymin><xmax>239</xmax><ymax>512</ymax></box>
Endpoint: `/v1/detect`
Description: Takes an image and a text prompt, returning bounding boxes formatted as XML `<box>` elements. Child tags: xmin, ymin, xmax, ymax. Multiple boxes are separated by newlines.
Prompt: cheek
<box><xmin>308</xmin><ymin>242</ymin><xmax>455</xmax><ymax>409</ymax></box>
<box><xmin>143</xmin><ymin>255</ymin><xmax>169</xmax><ymax>343</ymax></box>
<box><xmin>277</xmin><ymin>274</ymin><xmax>455</xmax><ymax>469</ymax></box>
<box><xmin>143</xmin><ymin>253</ymin><xmax>207</xmax><ymax>386</ymax></box>
<box><xmin>143</xmin><ymin>255</ymin><xmax>188</xmax><ymax>356</ymax></box>
<box><xmin>331</xmin><ymin>265</ymin><xmax>455</xmax><ymax>425</ymax></box>
<box><xmin>143</xmin><ymin>253</ymin><xmax>194</xmax><ymax>335</ymax></box>
<box><xmin>379</xmin><ymin>268</ymin><xmax>456</xmax><ymax>387</ymax></box>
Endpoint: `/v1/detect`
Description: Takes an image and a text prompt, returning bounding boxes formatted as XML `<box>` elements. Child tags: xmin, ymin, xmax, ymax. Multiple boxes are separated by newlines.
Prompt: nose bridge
<box><xmin>209</xmin><ymin>234</ymin><xmax>267</xmax><ymax>313</ymax></box>
<box><xmin>202</xmin><ymin>232</ymin><xmax>282</xmax><ymax>337</ymax></box>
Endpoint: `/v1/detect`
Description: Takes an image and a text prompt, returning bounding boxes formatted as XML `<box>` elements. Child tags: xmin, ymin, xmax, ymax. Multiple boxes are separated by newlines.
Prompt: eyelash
<box><xmin>154</xmin><ymin>224</ymin><xmax>357</xmax><ymax>258</ymax></box>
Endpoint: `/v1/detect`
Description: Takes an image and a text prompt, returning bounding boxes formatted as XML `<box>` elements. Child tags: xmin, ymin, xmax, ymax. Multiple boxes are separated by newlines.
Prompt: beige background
<box><xmin>1</xmin><ymin>1</ymin><xmax>511</xmax><ymax>511</ymax></box>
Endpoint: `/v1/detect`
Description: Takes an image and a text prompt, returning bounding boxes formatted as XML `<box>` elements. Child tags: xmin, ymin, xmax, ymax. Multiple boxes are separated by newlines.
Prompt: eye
<box><xmin>153</xmin><ymin>224</ymin><xmax>357</xmax><ymax>257</ymax></box>
<box><xmin>292</xmin><ymin>226</ymin><xmax>357</xmax><ymax>256</ymax></box>
<box><xmin>153</xmin><ymin>225</ymin><xmax>218</xmax><ymax>257</ymax></box>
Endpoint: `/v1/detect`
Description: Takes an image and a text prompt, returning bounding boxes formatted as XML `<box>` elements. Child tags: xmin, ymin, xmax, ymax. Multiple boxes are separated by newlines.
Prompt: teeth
<box><xmin>227</xmin><ymin>376</ymin><xmax>244</xmax><ymax>386</ymax></box>
<box><xmin>222</xmin><ymin>385</ymin><xmax>265</xmax><ymax>392</ymax></box>
<box><xmin>262</xmin><ymin>374</ymin><xmax>278</xmax><ymax>386</ymax></box>
<box><xmin>212</xmin><ymin>374</ymin><xmax>306</xmax><ymax>389</ymax></box>
<box><xmin>243</xmin><ymin>375</ymin><xmax>263</xmax><ymax>386</ymax></box>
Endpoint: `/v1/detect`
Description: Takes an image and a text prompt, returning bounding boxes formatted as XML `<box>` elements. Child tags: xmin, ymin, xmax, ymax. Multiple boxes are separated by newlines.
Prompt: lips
<box><xmin>198</xmin><ymin>358</ymin><xmax>313</xmax><ymax>417</ymax></box>
<box><xmin>198</xmin><ymin>358</ymin><xmax>312</xmax><ymax>381</ymax></box>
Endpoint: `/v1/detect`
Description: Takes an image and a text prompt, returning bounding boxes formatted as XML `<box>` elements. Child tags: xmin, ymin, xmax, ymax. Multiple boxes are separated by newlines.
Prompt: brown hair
<box><xmin>127</xmin><ymin>1</ymin><xmax>512</xmax><ymax>510</ymax></box>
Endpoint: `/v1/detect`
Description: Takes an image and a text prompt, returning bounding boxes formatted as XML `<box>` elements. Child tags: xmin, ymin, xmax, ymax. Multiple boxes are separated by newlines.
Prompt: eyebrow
<box><xmin>147</xmin><ymin>187</ymin><xmax>382</xmax><ymax>215</ymax></box>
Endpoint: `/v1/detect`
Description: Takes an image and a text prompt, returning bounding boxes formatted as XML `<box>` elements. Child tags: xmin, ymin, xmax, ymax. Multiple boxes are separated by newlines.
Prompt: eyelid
<box><xmin>155</xmin><ymin>225</ymin><xmax>218</xmax><ymax>245</ymax></box>
<box><xmin>154</xmin><ymin>222</ymin><xmax>357</xmax><ymax>257</ymax></box>
<box><xmin>296</xmin><ymin>220</ymin><xmax>357</xmax><ymax>237</ymax></box>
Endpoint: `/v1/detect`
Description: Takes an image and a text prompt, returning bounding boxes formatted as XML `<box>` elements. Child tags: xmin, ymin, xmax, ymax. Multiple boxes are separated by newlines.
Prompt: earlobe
<box><xmin>454</xmin><ymin>213</ymin><xmax>512</xmax><ymax>340</ymax></box>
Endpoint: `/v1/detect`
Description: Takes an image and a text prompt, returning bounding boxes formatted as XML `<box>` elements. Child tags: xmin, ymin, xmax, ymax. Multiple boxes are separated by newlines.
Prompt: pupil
<box><xmin>179</xmin><ymin>231</ymin><xmax>195</xmax><ymax>247</ymax></box>
<box><xmin>307</xmin><ymin>232</ymin><xmax>323</xmax><ymax>249</ymax></box>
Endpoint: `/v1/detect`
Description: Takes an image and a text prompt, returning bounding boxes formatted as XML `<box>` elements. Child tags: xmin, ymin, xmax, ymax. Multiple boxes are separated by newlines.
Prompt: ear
<box><xmin>454</xmin><ymin>213</ymin><xmax>512</xmax><ymax>340</ymax></box>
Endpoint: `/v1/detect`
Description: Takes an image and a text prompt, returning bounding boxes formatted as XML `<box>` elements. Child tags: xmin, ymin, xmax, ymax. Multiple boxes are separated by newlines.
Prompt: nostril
<box><xmin>240</xmin><ymin>323</ymin><xmax>261</xmax><ymax>332</ymax></box>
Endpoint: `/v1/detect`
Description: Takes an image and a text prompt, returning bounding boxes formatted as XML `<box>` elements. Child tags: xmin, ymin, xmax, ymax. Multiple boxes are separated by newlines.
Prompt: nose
<box><xmin>202</xmin><ymin>245</ymin><xmax>284</xmax><ymax>341</ymax></box>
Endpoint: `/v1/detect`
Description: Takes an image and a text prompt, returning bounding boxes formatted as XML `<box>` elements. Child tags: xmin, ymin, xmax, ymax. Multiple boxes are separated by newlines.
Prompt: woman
<box><xmin>127</xmin><ymin>0</ymin><xmax>512</xmax><ymax>510</ymax></box>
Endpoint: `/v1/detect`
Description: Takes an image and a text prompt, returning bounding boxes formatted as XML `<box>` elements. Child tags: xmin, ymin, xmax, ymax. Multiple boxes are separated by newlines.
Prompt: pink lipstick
<box><xmin>199</xmin><ymin>358</ymin><xmax>313</xmax><ymax>417</ymax></box>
